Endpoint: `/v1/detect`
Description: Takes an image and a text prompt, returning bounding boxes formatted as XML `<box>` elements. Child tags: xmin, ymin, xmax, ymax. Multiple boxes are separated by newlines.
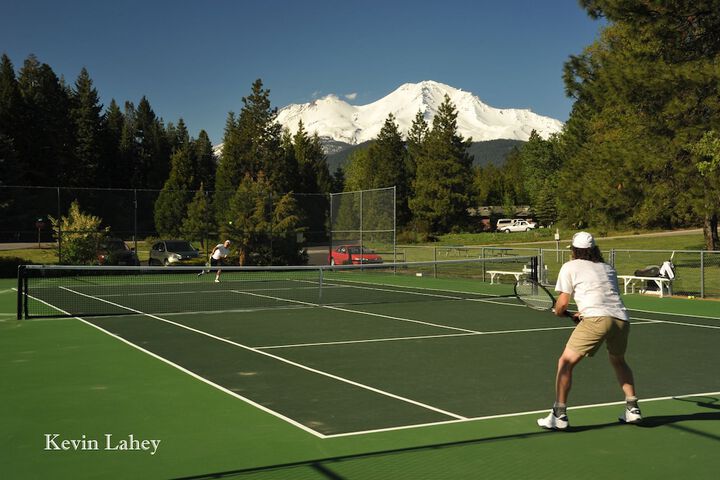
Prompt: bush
<box><xmin>50</xmin><ymin>200</ymin><xmax>109</xmax><ymax>265</ymax></box>
<box><xmin>0</xmin><ymin>257</ymin><xmax>33</xmax><ymax>278</ymax></box>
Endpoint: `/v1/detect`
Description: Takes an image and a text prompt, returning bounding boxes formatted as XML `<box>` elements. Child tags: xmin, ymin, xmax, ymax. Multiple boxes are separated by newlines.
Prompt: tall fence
<box><xmin>329</xmin><ymin>187</ymin><xmax>396</xmax><ymax>259</ymax></box>
<box><xmin>541</xmin><ymin>248</ymin><xmax>720</xmax><ymax>299</ymax></box>
<box><xmin>1</xmin><ymin>185</ymin><xmax>396</xmax><ymax>266</ymax></box>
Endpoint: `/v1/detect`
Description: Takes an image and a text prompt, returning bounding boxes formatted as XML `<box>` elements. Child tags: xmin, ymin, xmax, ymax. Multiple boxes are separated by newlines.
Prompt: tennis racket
<box><xmin>514</xmin><ymin>278</ymin><xmax>578</xmax><ymax>323</ymax></box>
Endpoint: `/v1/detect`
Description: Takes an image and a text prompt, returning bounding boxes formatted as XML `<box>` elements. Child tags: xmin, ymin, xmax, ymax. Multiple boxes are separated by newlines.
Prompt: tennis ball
<box><xmin>228</xmin><ymin>221</ymin><xmax>233</xmax><ymax>225</ymax></box>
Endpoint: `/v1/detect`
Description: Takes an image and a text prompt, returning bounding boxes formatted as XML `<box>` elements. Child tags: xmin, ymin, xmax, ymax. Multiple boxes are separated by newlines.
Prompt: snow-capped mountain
<box><xmin>275</xmin><ymin>80</ymin><xmax>563</xmax><ymax>145</ymax></box>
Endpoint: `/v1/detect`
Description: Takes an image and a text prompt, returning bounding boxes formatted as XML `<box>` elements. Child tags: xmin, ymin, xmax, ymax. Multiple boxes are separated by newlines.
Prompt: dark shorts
<box><xmin>210</xmin><ymin>258</ymin><xmax>224</xmax><ymax>267</ymax></box>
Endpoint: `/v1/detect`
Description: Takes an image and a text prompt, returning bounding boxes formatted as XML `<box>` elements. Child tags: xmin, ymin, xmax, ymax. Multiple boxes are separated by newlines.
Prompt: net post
<box><xmin>318</xmin><ymin>267</ymin><xmax>324</xmax><ymax>305</ymax></box>
<box><xmin>530</xmin><ymin>256</ymin><xmax>539</xmax><ymax>282</ymax></box>
<box><xmin>16</xmin><ymin>265</ymin><xmax>24</xmax><ymax>320</ymax></box>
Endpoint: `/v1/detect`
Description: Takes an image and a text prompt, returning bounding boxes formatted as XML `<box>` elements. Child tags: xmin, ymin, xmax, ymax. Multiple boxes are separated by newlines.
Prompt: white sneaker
<box><xmin>619</xmin><ymin>407</ymin><xmax>642</xmax><ymax>424</ymax></box>
<box><xmin>537</xmin><ymin>411</ymin><xmax>569</xmax><ymax>430</ymax></box>
<box><xmin>214</xmin><ymin>278</ymin><xmax>220</xmax><ymax>283</ymax></box>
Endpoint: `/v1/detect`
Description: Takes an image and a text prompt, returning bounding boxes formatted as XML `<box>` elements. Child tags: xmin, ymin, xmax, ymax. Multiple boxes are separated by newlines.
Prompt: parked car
<box><xmin>149</xmin><ymin>240</ymin><xmax>201</xmax><ymax>266</ymax></box>
<box><xmin>498</xmin><ymin>220</ymin><xmax>537</xmax><ymax>233</ymax></box>
<box><xmin>97</xmin><ymin>238</ymin><xmax>140</xmax><ymax>266</ymax></box>
<box><xmin>495</xmin><ymin>218</ymin><xmax>518</xmax><ymax>230</ymax></box>
<box><xmin>329</xmin><ymin>245</ymin><xmax>383</xmax><ymax>265</ymax></box>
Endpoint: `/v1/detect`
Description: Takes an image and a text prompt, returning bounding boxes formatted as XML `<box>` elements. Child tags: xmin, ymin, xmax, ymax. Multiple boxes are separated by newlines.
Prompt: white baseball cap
<box><xmin>571</xmin><ymin>231</ymin><xmax>595</xmax><ymax>249</ymax></box>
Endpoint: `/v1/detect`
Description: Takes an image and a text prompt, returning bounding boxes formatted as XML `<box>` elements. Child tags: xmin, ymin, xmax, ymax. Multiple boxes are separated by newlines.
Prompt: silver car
<box><xmin>149</xmin><ymin>240</ymin><xmax>200</xmax><ymax>266</ymax></box>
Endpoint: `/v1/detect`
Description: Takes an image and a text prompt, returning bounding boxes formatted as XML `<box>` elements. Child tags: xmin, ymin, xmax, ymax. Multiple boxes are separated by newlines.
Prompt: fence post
<box><xmin>700</xmin><ymin>250</ymin><xmax>705</xmax><ymax>299</ymax></box>
<box><xmin>133</xmin><ymin>189</ymin><xmax>138</xmax><ymax>252</ymax></box>
<box><xmin>56</xmin><ymin>187</ymin><xmax>62</xmax><ymax>262</ymax></box>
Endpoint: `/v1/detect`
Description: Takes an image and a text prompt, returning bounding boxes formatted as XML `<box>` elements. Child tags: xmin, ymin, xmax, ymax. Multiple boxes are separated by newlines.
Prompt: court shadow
<box><xmin>570</xmin><ymin>396</ymin><xmax>720</xmax><ymax>433</ymax></box>
<box><xmin>174</xmin><ymin>398</ymin><xmax>720</xmax><ymax>480</ymax></box>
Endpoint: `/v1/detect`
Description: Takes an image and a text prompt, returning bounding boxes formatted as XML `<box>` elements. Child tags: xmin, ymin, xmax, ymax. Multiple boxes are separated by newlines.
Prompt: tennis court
<box><xmin>3</xmin><ymin>259</ymin><xmax>720</xmax><ymax>478</ymax></box>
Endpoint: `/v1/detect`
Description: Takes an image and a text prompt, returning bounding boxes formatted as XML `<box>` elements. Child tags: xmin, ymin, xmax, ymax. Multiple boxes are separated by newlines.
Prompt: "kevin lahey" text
<box><xmin>44</xmin><ymin>434</ymin><xmax>161</xmax><ymax>455</ymax></box>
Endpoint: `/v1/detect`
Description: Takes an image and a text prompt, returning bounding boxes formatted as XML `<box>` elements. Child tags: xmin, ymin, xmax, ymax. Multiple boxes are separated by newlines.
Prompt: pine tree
<box><xmin>102</xmin><ymin>99</ymin><xmax>125</xmax><ymax>188</ymax></box>
<box><xmin>194</xmin><ymin>130</ymin><xmax>216</xmax><ymax>191</ymax></box>
<box><xmin>154</xmin><ymin>143</ymin><xmax>195</xmax><ymax>237</ymax></box>
<box><xmin>268</xmin><ymin>191</ymin><xmax>306</xmax><ymax>265</ymax></box>
<box><xmin>133</xmin><ymin>96</ymin><xmax>170</xmax><ymax>189</ymax></box>
<box><xmin>214</xmin><ymin>79</ymin><xmax>284</xmax><ymax>225</ymax></box>
<box><xmin>214</xmin><ymin>112</ymin><xmax>240</xmax><ymax>227</ymax></box>
<box><xmin>0</xmin><ymin>54</ymin><xmax>25</xmax><ymax>234</ymax></box>
<box><xmin>409</xmin><ymin>95</ymin><xmax>473</xmax><ymax>233</ymax></box>
<box><xmin>225</xmin><ymin>173</ymin><xmax>269</xmax><ymax>266</ymax></box>
<box><xmin>182</xmin><ymin>183</ymin><xmax>213</xmax><ymax>249</ymax></box>
<box><xmin>558</xmin><ymin>1</ymin><xmax>720</xmax><ymax>245</ymax></box>
<box><xmin>342</xmin><ymin>146</ymin><xmax>372</xmax><ymax>191</ymax></box>
<box><xmin>70</xmin><ymin>67</ymin><xmax>105</xmax><ymax>187</ymax></box>
<box><xmin>17</xmin><ymin>55</ymin><xmax>74</xmax><ymax>186</ymax></box>
<box><xmin>366</xmin><ymin>114</ymin><xmax>410</xmax><ymax>224</ymax></box>
<box><xmin>406</xmin><ymin>109</ymin><xmax>429</xmax><ymax>181</ymax></box>
<box><xmin>0</xmin><ymin>54</ymin><xmax>26</xmax><ymax>186</ymax></box>
<box><xmin>294</xmin><ymin>125</ymin><xmax>331</xmax><ymax>241</ymax></box>
<box><xmin>331</xmin><ymin>166</ymin><xmax>345</xmax><ymax>192</ymax></box>
<box><xmin>166</xmin><ymin>118</ymin><xmax>190</xmax><ymax>154</ymax></box>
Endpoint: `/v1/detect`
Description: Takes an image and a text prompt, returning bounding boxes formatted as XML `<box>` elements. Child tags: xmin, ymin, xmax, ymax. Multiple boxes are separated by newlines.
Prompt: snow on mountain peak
<box><xmin>275</xmin><ymin>80</ymin><xmax>563</xmax><ymax>145</ymax></box>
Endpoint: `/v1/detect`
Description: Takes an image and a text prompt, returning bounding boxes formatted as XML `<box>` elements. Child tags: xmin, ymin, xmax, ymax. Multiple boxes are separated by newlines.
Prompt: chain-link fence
<box><xmin>539</xmin><ymin>248</ymin><xmax>720</xmax><ymax>299</ymax></box>
<box><xmin>393</xmin><ymin>245</ymin><xmax>720</xmax><ymax>298</ymax></box>
<box><xmin>2</xmin><ymin>186</ymin><xmax>384</xmax><ymax>265</ymax></box>
<box><xmin>329</xmin><ymin>187</ymin><xmax>396</xmax><ymax>262</ymax></box>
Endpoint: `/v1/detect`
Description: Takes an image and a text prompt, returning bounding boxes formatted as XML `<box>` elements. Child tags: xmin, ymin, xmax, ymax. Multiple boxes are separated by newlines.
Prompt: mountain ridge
<box><xmin>275</xmin><ymin>80</ymin><xmax>563</xmax><ymax>144</ymax></box>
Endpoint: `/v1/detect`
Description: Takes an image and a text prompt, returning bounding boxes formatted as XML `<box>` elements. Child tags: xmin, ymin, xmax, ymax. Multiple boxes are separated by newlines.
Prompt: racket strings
<box><xmin>515</xmin><ymin>281</ymin><xmax>554</xmax><ymax>310</ymax></box>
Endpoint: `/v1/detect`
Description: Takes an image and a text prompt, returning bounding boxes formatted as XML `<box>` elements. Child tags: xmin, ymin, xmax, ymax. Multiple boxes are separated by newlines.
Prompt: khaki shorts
<box><xmin>566</xmin><ymin>316</ymin><xmax>630</xmax><ymax>357</ymax></box>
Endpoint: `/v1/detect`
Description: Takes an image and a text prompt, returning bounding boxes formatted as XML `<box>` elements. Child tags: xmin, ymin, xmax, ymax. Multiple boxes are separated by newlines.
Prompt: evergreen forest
<box><xmin>1</xmin><ymin>1</ymin><xmax>719</xmax><ymax>257</ymax></box>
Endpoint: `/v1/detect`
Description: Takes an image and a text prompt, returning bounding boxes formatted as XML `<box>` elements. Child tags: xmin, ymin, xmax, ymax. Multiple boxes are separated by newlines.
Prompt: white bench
<box><xmin>617</xmin><ymin>275</ymin><xmax>673</xmax><ymax>298</ymax></box>
<box><xmin>487</xmin><ymin>270</ymin><xmax>526</xmax><ymax>285</ymax></box>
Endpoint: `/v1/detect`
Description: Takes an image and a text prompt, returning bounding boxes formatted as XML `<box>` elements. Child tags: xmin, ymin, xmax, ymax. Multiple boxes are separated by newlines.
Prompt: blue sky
<box><xmin>2</xmin><ymin>0</ymin><xmax>602</xmax><ymax>144</ymax></box>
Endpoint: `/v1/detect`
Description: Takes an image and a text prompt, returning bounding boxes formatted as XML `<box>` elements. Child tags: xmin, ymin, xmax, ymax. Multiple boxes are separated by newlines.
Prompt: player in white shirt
<box><xmin>537</xmin><ymin>232</ymin><xmax>642</xmax><ymax>430</ymax></box>
<box><xmin>199</xmin><ymin>240</ymin><xmax>231</xmax><ymax>282</ymax></box>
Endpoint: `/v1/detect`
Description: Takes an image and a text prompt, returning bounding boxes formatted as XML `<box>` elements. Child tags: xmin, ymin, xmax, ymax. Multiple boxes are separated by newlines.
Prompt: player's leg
<box><xmin>606</xmin><ymin>319</ymin><xmax>641</xmax><ymax>423</ymax></box>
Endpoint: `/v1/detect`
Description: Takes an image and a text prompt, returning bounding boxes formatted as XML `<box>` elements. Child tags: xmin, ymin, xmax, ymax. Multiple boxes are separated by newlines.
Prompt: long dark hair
<box><xmin>571</xmin><ymin>246</ymin><xmax>605</xmax><ymax>263</ymax></box>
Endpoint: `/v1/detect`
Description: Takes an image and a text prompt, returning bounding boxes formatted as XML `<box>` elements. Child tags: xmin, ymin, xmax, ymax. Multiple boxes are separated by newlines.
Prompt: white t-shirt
<box><xmin>555</xmin><ymin>259</ymin><xmax>629</xmax><ymax>321</ymax></box>
<box><xmin>211</xmin><ymin>244</ymin><xmax>229</xmax><ymax>260</ymax></box>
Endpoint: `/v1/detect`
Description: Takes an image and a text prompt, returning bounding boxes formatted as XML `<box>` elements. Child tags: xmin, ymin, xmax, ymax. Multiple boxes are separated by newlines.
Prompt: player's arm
<box><xmin>554</xmin><ymin>292</ymin><xmax>581</xmax><ymax>323</ymax></box>
<box><xmin>554</xmin><ymin>292</ymin><xmax>570</xmax><ymax>317</ymax></box>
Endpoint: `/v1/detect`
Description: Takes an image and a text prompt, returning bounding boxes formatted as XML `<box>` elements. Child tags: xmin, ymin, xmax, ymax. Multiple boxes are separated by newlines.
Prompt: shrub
<box><xmin>49</xmin><ymin>200</ymin><xmax>109</xmax><ymax>265</ymax></box>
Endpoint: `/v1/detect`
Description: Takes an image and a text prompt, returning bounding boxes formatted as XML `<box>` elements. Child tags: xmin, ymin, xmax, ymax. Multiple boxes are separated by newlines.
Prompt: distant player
<box><xmin>199</xmin><ymin>240</ymin><xmax>231</xmax><ymax>282</ymax></box>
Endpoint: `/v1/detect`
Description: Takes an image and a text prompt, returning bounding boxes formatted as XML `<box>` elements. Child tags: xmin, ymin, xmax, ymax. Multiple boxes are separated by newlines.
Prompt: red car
<box><xmin>329</xmin><ymin>245</ymin><xmax>383</xmax><ymax>265</ymax></box>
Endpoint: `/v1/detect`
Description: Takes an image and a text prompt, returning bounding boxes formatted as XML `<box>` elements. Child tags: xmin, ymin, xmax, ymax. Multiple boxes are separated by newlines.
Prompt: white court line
<box><xmin>629</xmin><ymin>315</ymin><xmax>720</xmax><ymax>330</ymax></box>
<box><xmin>256</xmin><ymin>325</ymin><xmax>579</xmax><ymax>350</ymax></box>
<box><xmin>93</xmin><ymin>285</ymin><xmax>320</xmax><ymax>298</ymax></box>
<box><xmin>160</xmin><ymin>305</ymin><xmax>315</xmax><ymax>317</ymax></box>
<box><xmin>323</xmin><ymin>390</ymin><xmax>720</xmax><ymax>439</ymax></box>
<box><xmin>232</xmin><ymin>289</ymin><xmax>480</xmax><ymax>335</ymax></box>
<box><xmin>59</xmin><ymin>286</ymin><xmax>468</xmax><ymax>424</ymax></box>
<box><xmin>24</xmin><ymin>285</ymin><xmax>720</xmax><ymax>437</ymax></box>
<box><xmin>321</xmin><ymin>280</ymin><xmax>465</xmax><ymax>301</ymax></box>
<box><xmin>258</xmin><ymin>332</ymin><xmax>480</xmax><ymax>349</ymax></box>
<box><xmin>317</xmin><ymin>277</ymin><xmax>509</xmax><ymax>298</ymax></box>
<box><xmin>629</xmin><ymin>308</ymin><xmax>720</xmax><ymax>320</ymax></box>
<box><xmin>23</xmin><ymin>290</ymin><xmax>325</xmax><ymax>438</ymax></box>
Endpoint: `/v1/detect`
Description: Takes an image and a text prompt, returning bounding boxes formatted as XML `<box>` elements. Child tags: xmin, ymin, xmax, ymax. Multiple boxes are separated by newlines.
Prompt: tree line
<box><xmin>0</xmin><ymin>54</ymin><xmax>332</xmax><ymax>264</ymax></box>
<box><xmin>3</xmin><ymin>0</ymin><xmax>720</xmax><ymax>257</ymax></box>
<box><xmin>475</xmin><ymin>1</ymin><xmax>720</xmax><ymax>250</ymax></box>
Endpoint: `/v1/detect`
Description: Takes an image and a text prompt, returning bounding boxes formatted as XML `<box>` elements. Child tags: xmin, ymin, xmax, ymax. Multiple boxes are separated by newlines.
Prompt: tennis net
<box><xmin>17</xmin><ymin>256</ymin><xmax>537</xmax><ymax>319</ymax></box>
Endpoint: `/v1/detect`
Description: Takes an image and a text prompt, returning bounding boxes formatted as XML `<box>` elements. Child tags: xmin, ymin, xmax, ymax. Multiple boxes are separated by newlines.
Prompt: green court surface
<box><xmin>1</xmin><ymin>273</ymin><xmax>719</xmax><ymax>479</ymax></box>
